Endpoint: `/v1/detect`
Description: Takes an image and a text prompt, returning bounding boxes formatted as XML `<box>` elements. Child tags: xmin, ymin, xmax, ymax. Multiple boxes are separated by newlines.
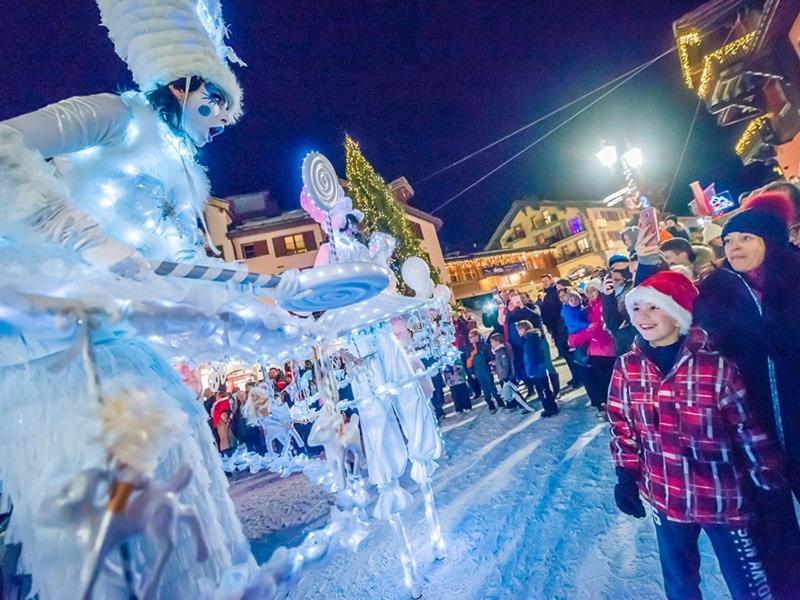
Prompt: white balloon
<box><xmin>433</xmin><ymin>284</ymin><xmax>452</xmax><ymax>302</ymax></box>
<box><xmin>401</xmin><ymin>256</ymin><xmax>429</xmax><ymax>290</ymax></box>
<box><xmin>415</xmin><ymin>277</ymin><xmax>434</xmax><ymax>299</ymax></box>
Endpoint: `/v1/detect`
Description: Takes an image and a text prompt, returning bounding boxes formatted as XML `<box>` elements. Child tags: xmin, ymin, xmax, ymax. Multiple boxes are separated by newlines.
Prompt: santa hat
<box><xmin>702</xmin><ymin>221</ymin><xmax>723</xmax><ymax>244</ymax></box>
<box><xmin>97</xmin><ymin>0</ymin><xmax>245</xmax><ymax>121</ymax></box>
<box><xmin>624</xmin><ymin>271</ymin><xmax>698</xmax><ymax>335</ymax></box>
<box><xmin>722</xmin><ymin>192</ymin><xmax>795</xmax><ymax>245</ymax></box>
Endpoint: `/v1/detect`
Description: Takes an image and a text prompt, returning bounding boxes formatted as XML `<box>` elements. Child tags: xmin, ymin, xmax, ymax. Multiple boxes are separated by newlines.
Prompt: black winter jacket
<box><xmin>492</xmin><ymin>344</ymin><xmax>514</xmax><ymax>381</ymax></box>
<box><xmin>694</xmin><ymin>265</ymin><xmax>800</xmax><ymax>466</ymax></box>
<box><xmin>601</xmin><ymin>280</ymin><xmax>636</xmax><ymax>356</ymax></box>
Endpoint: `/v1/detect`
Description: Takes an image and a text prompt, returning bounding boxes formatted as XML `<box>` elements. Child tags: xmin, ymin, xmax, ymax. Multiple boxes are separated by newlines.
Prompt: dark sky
<box><xmin>2</xmin><ymin>1</ymin><xmax>773</xmax><ymax>250</ymax></box>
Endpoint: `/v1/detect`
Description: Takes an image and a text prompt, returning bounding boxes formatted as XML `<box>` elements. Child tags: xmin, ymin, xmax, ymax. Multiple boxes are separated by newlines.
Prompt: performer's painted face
<box><xmin>170</xmin><ymin>81</ymin><xmax>231</xmax><ymax>147</ymax></box>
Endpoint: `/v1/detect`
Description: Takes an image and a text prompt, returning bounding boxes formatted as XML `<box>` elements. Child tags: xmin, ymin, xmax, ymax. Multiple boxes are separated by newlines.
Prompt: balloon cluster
<box><xmin>400</xmin><ymin>257</ymin><xmax>451</xmax><ymax>301</ymax></box>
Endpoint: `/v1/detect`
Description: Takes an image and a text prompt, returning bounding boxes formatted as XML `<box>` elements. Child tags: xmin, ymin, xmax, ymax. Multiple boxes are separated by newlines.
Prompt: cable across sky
<box><xmin>428</xmin><ymin>47</ymin><xmax>676</xmax><ymax>215</ymax></box>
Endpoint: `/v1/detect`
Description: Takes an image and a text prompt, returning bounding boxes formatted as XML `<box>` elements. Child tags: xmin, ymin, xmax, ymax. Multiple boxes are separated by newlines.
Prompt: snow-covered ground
<box><xmin>232</xmin><ymin>379</ymin><xmax>730</xmax><ymax>599</ymax></box>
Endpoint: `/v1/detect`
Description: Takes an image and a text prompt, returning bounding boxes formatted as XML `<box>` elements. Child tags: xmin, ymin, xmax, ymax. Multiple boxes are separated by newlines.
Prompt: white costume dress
<box><xmin>0</xmin><ymin>93</ymin><xmax>260</xmax><ymax>599</ymax></box>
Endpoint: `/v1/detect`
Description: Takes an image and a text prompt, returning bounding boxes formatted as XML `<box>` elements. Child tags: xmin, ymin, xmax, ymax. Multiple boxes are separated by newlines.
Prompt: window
<box><xmin>273</xmin><ymin>231</ymin><xmax>318</xmax><ymax>257</ymax></box>
<box><xmin>241</xmin><ymin>240</ymin><xmax>269</xmax><ymax>259</ymax></box>
<box><xmin>569</xmin><ymin>217</ymin><xmax>584</xmax><ymax>235</ymax></box>
<box><xmin>408</xmin><ymin>221</ymin><xmax>424</xmax><ymax>239</ymax></box>
<box><xmin>577</xmin><ymin>237</ymin><xmax>591</xmax><ymax>252</ymax></box>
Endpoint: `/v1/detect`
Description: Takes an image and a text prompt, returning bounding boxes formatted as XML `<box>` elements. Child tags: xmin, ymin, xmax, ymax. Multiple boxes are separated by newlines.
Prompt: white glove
<box><xmin>81</xmin><ymin>238</ymin><xmax>152</xmax><ymax>281</ymax></box>
<box><xmin>270</xmin><ymin>268</ymin><xmax>302</xmax><ymax>299</ymax></box>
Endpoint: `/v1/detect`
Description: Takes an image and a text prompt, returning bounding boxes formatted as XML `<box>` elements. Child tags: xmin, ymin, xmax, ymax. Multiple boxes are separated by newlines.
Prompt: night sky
<box><xmin>2</xmin><ymin>1</ymin><xmax>774</xmax><ymax>251</ymax></box>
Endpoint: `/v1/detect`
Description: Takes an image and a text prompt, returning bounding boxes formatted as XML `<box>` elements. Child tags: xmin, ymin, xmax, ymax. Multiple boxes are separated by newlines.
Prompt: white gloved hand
<box><xmin>270</xmin><ymin>268</ymin><xmax>302</xmax><ymax>299</ymax></box>
<box><xmin>81</xmin><ymin>238</ymin><xmax>152</xmax><ymax>281</ymax></box>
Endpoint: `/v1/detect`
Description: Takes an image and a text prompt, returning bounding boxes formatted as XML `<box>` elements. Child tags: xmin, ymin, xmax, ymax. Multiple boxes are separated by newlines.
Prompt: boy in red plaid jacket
<box><xmin>607</xmin><ymin>271</ymin><xmax>783</xmax><ymax>600</ymax></box>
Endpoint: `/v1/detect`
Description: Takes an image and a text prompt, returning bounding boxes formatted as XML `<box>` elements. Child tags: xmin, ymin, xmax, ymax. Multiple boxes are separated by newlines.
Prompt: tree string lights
<box><xmin>344</xmin><ymin>136</ymin><xmax>440</xmax><ymax>291</ymax></box>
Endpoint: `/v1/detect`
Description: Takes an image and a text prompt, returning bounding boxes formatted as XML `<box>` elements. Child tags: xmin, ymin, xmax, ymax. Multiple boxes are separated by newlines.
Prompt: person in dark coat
<box><xmin>539</xmin><ymin>275</ymin><xmax>580</xmax><ymax>387</ymax></box>
<box><xmin>515</xmin><ymin>320</ymin><xmax>558</xmax><ymax>417</ymax></box>
<box><xmin>601</xmin><ymin>255</ymin><xmax>637</xmax><ymax>356</ymax></box>
<box><xmin>455</xmin><ymin>307</ymin><xmax>482</xmax><ymax>399</ymax></box>
<box><xmin>466</xmin><ymin>329</ymin><xmax>504</xmax><ymax>413</ymax></box>
<box><xmin>502</xmin><ymin>293</ymin><xmax>542</xmax><ymax>395</ymax></box>
<box><xmin>692</xmin><ymin>192</ymin><xmax>800</xmax><ymax>598</ymax></box>
<box><xmin>663</xmin><ymin>214</ymin><xmax>692</xmax><ymax>241</ymax></box>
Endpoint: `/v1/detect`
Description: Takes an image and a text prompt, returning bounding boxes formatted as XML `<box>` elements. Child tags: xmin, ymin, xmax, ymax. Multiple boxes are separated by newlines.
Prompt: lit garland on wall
<box><xmin>677</xmin><ymin>31</ymin><xmax>702</xmax><ymax>88</ymax></box>
<box><xmin>697</xmin><ymin>31</ymin><xmax>757</xmax><ymax>98</ymax></box>
<box><xmin>735</xmin><ymin>115</ymin><xmax>771</xmax><ymax>156</ymax></box>
<box><xmin>344</xmin><ymin>136</ymin><xmax>440</xmax><ymax>289</ymax></box>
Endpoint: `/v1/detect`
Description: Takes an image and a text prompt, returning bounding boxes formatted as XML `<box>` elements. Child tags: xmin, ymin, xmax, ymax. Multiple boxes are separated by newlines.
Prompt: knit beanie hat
<box><xmin>583</xmin><ymin>278</ymin><xmax>603</xmax><ymax>294</ymax></box>
<box><xmin>624</xmin><ymin>271</ymin><xmax>698</xmax><ymax>334</ymax></box>
<box><xmin>608</xmin><ymin>254</ymin><xmax>629</xmax><ymax>269</ymax></box>
<box><xmin>702</xmin><ymin>221</ymin><xmax>723</xmax><ymax>244</ymax></box>
<box><xmin>722</xmin><ymin>192</ymin><xmax>794</xmax><ymax>245</ymax></box>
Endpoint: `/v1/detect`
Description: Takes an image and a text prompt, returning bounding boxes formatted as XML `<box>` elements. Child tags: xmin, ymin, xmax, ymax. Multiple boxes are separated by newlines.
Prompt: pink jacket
<box><xmin>568</xmin><ymin>298</ymin><xmax>615</xmax><ymax>357</ymax></box>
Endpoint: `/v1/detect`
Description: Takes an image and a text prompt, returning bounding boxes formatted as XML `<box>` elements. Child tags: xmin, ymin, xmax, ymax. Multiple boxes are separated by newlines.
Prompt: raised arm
<box><xmin>0</xmin><ymin>94</ymin><xmax>147</xmax><ymax>273</ymax></box>
<box><xmin>2</xmin><ymin>93</ymin><xmax>131</xmax><ymax>159</ymax></box>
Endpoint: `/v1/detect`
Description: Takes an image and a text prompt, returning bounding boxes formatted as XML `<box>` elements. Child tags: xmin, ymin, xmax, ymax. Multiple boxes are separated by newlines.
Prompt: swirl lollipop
<box><xmin>302</xmin><ymin>152</ymin><xmax>342</xmax><ymax>213</ymax></box>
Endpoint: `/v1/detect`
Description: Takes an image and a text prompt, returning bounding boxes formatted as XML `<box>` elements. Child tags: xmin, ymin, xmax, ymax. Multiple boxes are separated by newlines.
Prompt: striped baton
<box><xmin>149</xmin><ymin>260</ymin><xmax>280</xmax><ymax>288</ymax></box>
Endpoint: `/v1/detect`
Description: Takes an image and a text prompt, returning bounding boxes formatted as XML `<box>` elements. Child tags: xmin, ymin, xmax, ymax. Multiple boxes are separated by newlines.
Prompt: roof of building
<box><xmin>227</xmin><ymin>210</ymin><xmax>315</xmax><ymax>238</ymax></box>
<box><xmin>226</xmin><ymin>204</ymin><xmax>444</xmax><ymax>239</ymax></box>
<box><xmin>444</xmin><ymin>246</ymin><xmax>551</xmax><ymax>265</ymax></box>
<box><xmin>673</xmin><ymin>0</ymin><xmax>748</xmax><ymax>35</ymax></box>
<box><xmin>483</xmin><ymin>197</ymin><xmax>602</xmax><ymax>251</ymax></box>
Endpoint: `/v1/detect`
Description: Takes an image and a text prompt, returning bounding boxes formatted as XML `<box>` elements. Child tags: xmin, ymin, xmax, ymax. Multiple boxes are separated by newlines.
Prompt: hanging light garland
<box><xmin>677</xmin><ymin>31</ymin><xmax>702</xmax><ymax>89</ymax></box>
<box><xmin>697</xmin><ymin>31</ymin><xmax>757</xmax><ymax>98</ymax></box>
<box><xmin>734</xmin><ymin>114</ymin><xmax>771</xmax><ymax>157</ymax></box>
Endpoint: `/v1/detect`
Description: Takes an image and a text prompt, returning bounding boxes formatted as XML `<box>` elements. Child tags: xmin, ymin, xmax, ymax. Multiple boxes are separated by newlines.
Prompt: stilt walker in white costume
<box><xmin>0</xmin><ymin>1</ymin><xmax>296</xmax><ymax>598</ymax></box>
<box><xmin>305</xmin><ymin>158</ymin><xmax>446</xmax><ymax>597</ymax></box>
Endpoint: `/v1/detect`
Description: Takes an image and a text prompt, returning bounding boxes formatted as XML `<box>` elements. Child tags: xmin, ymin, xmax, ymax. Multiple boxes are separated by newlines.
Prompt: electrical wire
<box><xmin>663</xmin><ymin>96</ymin><xmax>702</xmax><ymax>213</ymax></box>
<box><xmin>662</xmin><ymin>20</ymin><xmax>738</xmax><ymax>213</ymax></box>
<box><xmin>429</xmin><ymin>49</ymin><xmax>673</xmax><ymax>215</ymax></box>
<box><xmin>417</xmin><ymin>47</ymin><xmax>676</xmax><ymax>185</ymax></box>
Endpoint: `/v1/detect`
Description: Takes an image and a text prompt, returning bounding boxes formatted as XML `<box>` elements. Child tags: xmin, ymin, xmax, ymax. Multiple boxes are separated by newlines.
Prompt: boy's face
<box><xmin>566</xmin><ymin>295</ymin><xmax>581</xmax><ymax>307</ymax></box>
<box><xmin>469</xmin><ymin>333</ymin><xmax>480</xmax><ymax>345</ymax></box>
<box><xmin>631</xmin><ymin>301</ymin><xmax>680</xmax><ymax>345</ymax></box>
<box><xmin>489</xmin><ymin>339</ymin><xmax>500</xmax><ymax>350</ymax></box>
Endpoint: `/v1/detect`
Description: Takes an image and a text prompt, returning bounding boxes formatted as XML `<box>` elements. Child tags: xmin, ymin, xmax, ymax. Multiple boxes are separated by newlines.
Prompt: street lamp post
<box><xmin>596</xmin><ymin>144</ymin><xmax>647</xmax><ymax>209</ymax></box>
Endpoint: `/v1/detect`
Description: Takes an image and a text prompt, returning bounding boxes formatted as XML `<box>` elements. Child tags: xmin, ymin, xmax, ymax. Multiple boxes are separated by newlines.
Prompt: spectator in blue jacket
<box><xmin>516</xmin><ymin>320</ymin><xmax>559</xmax><ymax>417</ymax></box>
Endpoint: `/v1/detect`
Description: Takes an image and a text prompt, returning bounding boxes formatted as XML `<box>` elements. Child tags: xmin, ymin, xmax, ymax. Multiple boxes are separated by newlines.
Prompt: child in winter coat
<box><xmin>607</xmin><ymin>271</ymin><xmax>783</xmax><ymax>600</ymax></box>
<box><xmin>515</xmin><ymin>320</ymin><xmax>558</xmax><ymax>417</ymax></box>
<box><xmin>489</xmin><ymin>333</ymin><xmax>521</xmax><ymax>412</ymax></box>
<box><xmin>466</xmin><ymin>329</ymin><xmax>504</xmax><ymax>413</ymax></box>
<box><xmin>444</xmin><ymin>363</ymin><xmax>472</xmax><ymax>413</ymax></box>
<box><xmin>568</xmin><ymin>279</ymin><xmax>616</xmax><ymax>415</ymax></box>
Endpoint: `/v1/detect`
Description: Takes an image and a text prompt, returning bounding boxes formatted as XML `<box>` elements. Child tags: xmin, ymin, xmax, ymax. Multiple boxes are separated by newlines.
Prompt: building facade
<box><xmin>444</xmin><ymin>199</ymin><xmax>631</xmax><ymax>302</ymax></box>
<box><xmin>674</xmin><ymin>0</ymin><xmax>800</xmax><ymax>178</ymax></box>
<box><xmin>203</xmin><ymin>182</ymin><xmax>449</xmax><ymax>282</ymax></box>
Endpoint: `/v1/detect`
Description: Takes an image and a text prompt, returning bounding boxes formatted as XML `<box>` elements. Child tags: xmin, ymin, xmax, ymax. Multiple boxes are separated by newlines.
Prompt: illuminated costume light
<box><xmin>0</xmin><ymin>1</ymin><xmax>300</xmax><ymax>598</ymax></box>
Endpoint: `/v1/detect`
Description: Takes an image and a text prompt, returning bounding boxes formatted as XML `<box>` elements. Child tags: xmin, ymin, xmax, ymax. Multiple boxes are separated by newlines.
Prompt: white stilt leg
<box><xmin>419</xmin><ymin>479</ymin><xmax>446</xmax><ymax>560</ymax></box>
<box><xmin>388</xmin><ymin>512</ymin><xmax>422</xmax><ymax>599</ymax></box>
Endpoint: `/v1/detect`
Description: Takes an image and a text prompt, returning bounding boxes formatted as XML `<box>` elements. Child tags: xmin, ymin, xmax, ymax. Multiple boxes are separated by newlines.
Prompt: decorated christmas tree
<box><xmin>344</xmin><ymin>135</ymin><xmax>440</xmax><ymax>290</ymax></box>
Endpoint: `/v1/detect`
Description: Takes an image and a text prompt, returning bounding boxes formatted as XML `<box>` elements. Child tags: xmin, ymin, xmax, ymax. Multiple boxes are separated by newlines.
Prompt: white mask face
<box><xmin>171</xmin><ymin>81</ymin><xmax>231</xmax><ymax>147</ymax></box>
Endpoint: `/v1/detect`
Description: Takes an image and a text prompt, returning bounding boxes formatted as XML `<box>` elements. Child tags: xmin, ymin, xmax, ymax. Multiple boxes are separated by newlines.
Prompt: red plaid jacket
<box><xmin>607</xmin><ymin>329</ymin><xmax>783</xmax><ymax>525</ymax></box>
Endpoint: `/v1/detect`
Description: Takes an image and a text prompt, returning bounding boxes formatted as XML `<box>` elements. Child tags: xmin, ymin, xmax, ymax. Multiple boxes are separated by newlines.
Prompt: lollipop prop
<box><xmin>302</xmin><ymin>152</ymin><xmax>343</xmax><ymax>262</ymax></box>
<box><xmin>150</xmin><ymin>260</ymin><xmax>280</xmax><ymax>288</ymax></box>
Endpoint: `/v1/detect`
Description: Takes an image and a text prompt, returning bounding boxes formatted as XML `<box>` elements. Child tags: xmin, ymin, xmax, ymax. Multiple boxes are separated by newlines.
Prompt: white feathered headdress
<box><xmin>97</xmin><ymin>0</ymin><xmax>245</xmax><ymax>120</ymax></box>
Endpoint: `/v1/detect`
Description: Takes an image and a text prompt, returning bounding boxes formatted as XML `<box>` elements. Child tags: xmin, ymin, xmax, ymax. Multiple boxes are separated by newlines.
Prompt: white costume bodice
<box><xmin>51</xmin><ymin>93</ymin><xmax>211</xmax><ymax>263</ymax></box>
<box><xmin>1</xmin><ymin>92</ymin><xmax>214</xmax><ymax>264</ymax></box>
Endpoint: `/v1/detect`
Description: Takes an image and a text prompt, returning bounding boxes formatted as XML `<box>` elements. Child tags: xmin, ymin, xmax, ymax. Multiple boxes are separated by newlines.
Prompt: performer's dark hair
<box><xmin>145</xmin><ymin>76</ymin><xmax>231</xmax><ymax>138</ymax></box>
